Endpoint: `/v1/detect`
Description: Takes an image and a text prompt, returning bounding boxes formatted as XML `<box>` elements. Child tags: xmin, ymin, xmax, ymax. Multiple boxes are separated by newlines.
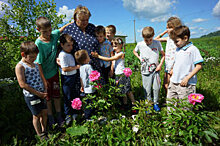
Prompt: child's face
<box><xmin>38</xmin><ymin>26</ymin><xmax>52</xmax><ymax>40</ymax></box>
<box><xmin>174</xmin><ymin>36</ymin><xmax>189</xmax><ymax>48</ymax></box>
<box><xmin>111</xmin><ymin>41</ymin><xmax>122</xmax><ymax>53</ymax></box>
<box><xmin>106</xmin><ymin>28</ymin><xmax>115</xmax><ymax>41</ymax></box>
<box><xmin>96</xmin><ymin>33</ymin><xmax>105</xmax><ymax>43</ymax></box>
<box><xmin>24</xmin><ymin>53</ymin><xmax>38</xmax><ymax>64</ymax></box>
<box><xmin>61</xmin><ymin>41</ymin><xmax>74</xmax><ymax>53</ymax></box>
<box><xmin>166</xmin><ymin>25</ymin><xmax>173</xmax><ymax>35</ymax></box>
<box><xmin>144</xmin><ymin>36</ymin><xmax>153</xmax><ymax>45</ymax></box>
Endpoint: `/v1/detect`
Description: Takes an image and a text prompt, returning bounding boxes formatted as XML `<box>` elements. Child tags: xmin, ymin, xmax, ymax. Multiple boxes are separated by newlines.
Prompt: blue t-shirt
<box><xmin>99</xmin><ymin>39</ymin><xmax>113</xmax><ymax>68</ymax></box>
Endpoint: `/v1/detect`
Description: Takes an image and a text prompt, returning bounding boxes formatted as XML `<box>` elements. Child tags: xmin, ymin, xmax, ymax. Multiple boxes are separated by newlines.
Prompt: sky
<box><xmin>1</xmin><ymin>0</ymin><xmax>220</xmax><ymax>43</ymax></box>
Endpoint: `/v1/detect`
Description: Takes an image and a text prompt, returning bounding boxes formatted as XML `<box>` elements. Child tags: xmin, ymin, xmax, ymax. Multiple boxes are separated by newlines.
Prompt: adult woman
<box><xmin>62</xmin><ymin>5</ymin><xmax>101</xmax><ymax>97</ymax></box>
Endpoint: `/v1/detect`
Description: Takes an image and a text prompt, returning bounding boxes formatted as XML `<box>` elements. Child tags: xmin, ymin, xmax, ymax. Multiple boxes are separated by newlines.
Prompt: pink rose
<box><xmin>89</xmin><ymin>70</ymin><xmax>100</xmax><ymax>82</ymax></box>
<box><xmin>188</xmin><ymin>93</ymin><xmax>204</xmax><ymax>105</ymax></box>
<box><xmin>123</xmin><ymin>68</ymin><xmax>132</xmax><ymax>77</ymax></box>
<box><xmin>94</xmin><ymin>83</ymin><xmax>102</xmax><ymax>89</ymax></box>
<box><xmin>71</xmin><ymin>98</ymin><xmax>82</xmax><ymax>110</ymax></box>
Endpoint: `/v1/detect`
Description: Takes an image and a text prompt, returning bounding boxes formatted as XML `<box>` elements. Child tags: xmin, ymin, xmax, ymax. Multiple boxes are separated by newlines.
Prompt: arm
<box><xmin>154</xmin><ymin>30</ymin><xmax>168</xmax><ymax>42</ymax></box>
<box><xmin>156</xmin><ymin>50</ymin><xmax>165</xmax><ymax>71</ymax></box>
<box><xmin>91</xmin><ymin>51</ymin><xmax>123</xmax><ymax>61</ymax></box>
<box><xmin>59</xmin><ymin>22</ymin><xmax>74</xmax><ymax>32</ymax></box>
<box><xmin>80</xmin><ymin>78</ymin><xmax>84</xmax><ymax>92</ymax></box>
<box><xmin>133</xmin><ymin>49</ymin><xmax>141</xmax><ymax>62</ymax></box>
<box><xmin>38</xmin><ymin>64</ymin><xmax>48</xmax><ymax>93</ymax></box>
<box><xmin>15</xmin><ymin>64</ymin><xmax>47</xmax><ymax>99</ymax></box>
<box><xmin>62</xmin><ymin>65</ymin><xmax>80</xmax><ymax>72</ymax></box>
<box><xmin>180</xmin><ymin>63</ymin><xmax>203</xmax><ymax>86</ymax></box>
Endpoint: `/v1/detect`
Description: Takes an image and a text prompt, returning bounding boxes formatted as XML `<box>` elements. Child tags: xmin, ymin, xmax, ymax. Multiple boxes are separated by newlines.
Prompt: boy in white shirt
<box><xmin>167</xmin><ymin>25</ymin><xmax>203</xmax><ymax>111</ymax></box>
<box><xmin>133</xmin><ymin>26</ymin><xmax>165</xmax><ymax>112</ymax></box>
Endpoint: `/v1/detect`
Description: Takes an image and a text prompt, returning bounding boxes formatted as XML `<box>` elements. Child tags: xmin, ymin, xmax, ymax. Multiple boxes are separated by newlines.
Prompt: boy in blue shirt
<box><xmin>35</xmin><ymin>16</ymin><xmax>72</xmax><ymax>126</ymax></box>
<box><xmin>167</xmin><ymin>25</ymin><xmax>203</xmax><ymax>111</ymax></box>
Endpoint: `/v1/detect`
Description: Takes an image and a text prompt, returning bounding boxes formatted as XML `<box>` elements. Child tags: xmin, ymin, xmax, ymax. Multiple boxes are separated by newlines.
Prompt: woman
<box><xmin>62</xmin><ymin>5</ymin><xmax>102</xmax><ymax>97</ymax></box>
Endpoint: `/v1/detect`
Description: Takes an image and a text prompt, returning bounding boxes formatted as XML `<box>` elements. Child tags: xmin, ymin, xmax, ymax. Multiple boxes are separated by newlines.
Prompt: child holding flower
<box><xmin>92</xmin><ymin>38</ymin><xmax>136</xmax><ymax>113</ymax></box>
<box><xmin>74</xmin><ymin>49</ymin><xmax>96</xmax><ymax>119</ymax></box>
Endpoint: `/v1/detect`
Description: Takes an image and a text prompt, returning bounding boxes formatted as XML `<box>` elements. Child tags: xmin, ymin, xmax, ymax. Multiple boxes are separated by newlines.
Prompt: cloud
<box><xmin>150</xmin><ymin>14</ymin><xmax>170</xmax><ymax>22</ymax></box>
<box><xmin>216</xmin><ymin>27</ymin><xmax>220</xmax><ymax>30</ymax></box>
<box><xmin>191</xmin><ymin>31</ymin><xmax>197</xmax><ymax>35</ymax></box>
<box><xmin>213</xmin><ymin>0</ymin><xmax>220</xmax><ymax>18</ymax></box>
<box><xmin>122</xmin><ymin>0</ymin><xmax>174</xmax><ymax>19</ymax></box>
<box><xmin>189</xmin><ymin>26</ymin><xmax>198</xmax><ymax>30</ymax></box>
<box><xmin>192</xmin><ymin>18</ymin><xmax>208</xmax><ymax>23</ymax></box>
<box><xmin>57</xmin><ymin>5</ymin><xmax>75</xmax><ymax>22</ymax></box>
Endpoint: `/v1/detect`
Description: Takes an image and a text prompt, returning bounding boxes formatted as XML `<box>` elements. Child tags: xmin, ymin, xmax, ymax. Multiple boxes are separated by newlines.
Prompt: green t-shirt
<box><xmin>35</xmin><ymin>29</ymin><xmax>60</xmax><ymax>79</ymax></box>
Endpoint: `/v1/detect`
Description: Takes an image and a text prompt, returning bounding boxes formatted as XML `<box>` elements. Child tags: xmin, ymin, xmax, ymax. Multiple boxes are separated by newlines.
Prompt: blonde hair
<box><xmin>167</xmin><ymin>17</ymin><xmax>182</xmax><ymax>29</ymax></box>
<box><xmin>142</xmin><ymin>26</ymin><xmax>155</xmax><ymax>38</ymax></box>
<box><xmin>74</xmin><ymin>49</ymin><xmax>89</xmax><ymax>65</ymax></box>
<box><xmin>36</xmin><ymin>16</ymin><xmax>51</xmax><ymax>29</ymax></box>
<box><xmin>106</xmin><ymin>25</ymin><xmax>116</xmax><ymax>34</ymax></box>
<box><xmin>73</xmin><ymin>5</ymin><xmax>91</xmax><ymax>21</ymax></box>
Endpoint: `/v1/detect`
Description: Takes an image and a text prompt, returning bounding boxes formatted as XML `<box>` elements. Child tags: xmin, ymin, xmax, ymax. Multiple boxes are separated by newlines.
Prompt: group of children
<box><xmin>15</xmin><ymin>16</ymin><xmax>203</xmax><ymax>139</ymax></box>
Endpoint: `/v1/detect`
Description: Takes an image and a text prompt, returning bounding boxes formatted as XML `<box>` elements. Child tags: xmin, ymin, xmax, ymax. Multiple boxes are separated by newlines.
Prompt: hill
<box><xmin>200</xmin><ymin>30</ymin><xmax>220</xmax><ymax>38</ymax></box>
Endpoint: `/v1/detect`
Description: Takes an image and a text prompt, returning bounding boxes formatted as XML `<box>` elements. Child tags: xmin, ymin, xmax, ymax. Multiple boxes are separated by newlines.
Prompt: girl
<box><xmin>91</xmin><ymin>37</ymin><xmax>136</xmax><ymax>112</ymax></box>
<box><xmin>154</xmin><ymin>17</ymin><xmax>182</xmax><ymax>94</ymax></box>
<box><xmin>58</xmin><ymin>34</ymin><xmax>80</xmax><ymax>125</ymax></box>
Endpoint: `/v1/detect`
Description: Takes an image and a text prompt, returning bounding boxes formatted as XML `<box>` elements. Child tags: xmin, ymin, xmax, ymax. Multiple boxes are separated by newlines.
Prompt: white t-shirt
<box><xmin>134</xmin><ymin>40</ymin><xmax>163</xmax><ymax>75</ymax></box>
<box><xmin>58</xmin><ymin>50</ymin><xmax>77</xmax><ymax>75</ymax></box>
<box><xmin>80</xmin><ymin>64</ymin><xmax>95</xmax><ymax>94</ymax></box>
<box><xmin>114</xmin><ymin>51</ymin><xmax>125</xmax><ymax>75</ymax></box>
<box><xmin>170</xmin><ymin>42</ymin><xmax>204</xmax><ymax>85</ymax></box>
<box><xmin>165</xmin><ymin>37</ymin><xmax>177</xmax><ymax>72</ymax></box>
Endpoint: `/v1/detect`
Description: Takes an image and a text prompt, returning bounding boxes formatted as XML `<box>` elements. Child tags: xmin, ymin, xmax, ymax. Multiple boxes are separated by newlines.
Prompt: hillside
<box><xmin>200</xmin><ymin>30</ymin><xmax>220</xmax><ymax>38</ymax></box>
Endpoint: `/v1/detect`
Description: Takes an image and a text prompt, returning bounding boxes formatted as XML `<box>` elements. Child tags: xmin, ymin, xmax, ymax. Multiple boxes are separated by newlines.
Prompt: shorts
<box><xmin>47</xmin><ymin>72</ymin><xmax>60</xmax><ymax>101</ymax></box>
<box><xmin>24</xmin><ymin>95</ymin><xmax>47</xmax><ymax>116</ymax></box>
<box><xmin>115</xmin><ymin>74</ymin><xmax>131</xmax><ymax>94</ymax></box>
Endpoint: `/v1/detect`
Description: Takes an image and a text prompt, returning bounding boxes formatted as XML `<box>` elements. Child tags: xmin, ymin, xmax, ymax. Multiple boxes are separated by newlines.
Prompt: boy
<box><xmin>75</xmin><ymin>50</ymin><xmax>95</xmax><ymax>119</ymax></box>
<box><xmin>15</xmin><ymin>41</ymin><xmax>48</xmax><ymax>140</ymax></box>
<box><xmin>133</xmin><ymin>26</ymin><xmax>165</xmax><ymax>112</ymax></box>
<box><xmin>95</xmin><ymin>25</ymin><xmax>113</xmax><ymax>83</ymax></box>
<box><xmin>106</xmin><ymin>25</ymin><xmax>116</xmax><ymax>77</ymax></box>
<box><xmin>35</xmin><ymin>16</ymin><xmax>72</xmax><ymax>126</ymax></box>
<box><xmin>167</xmin><ymin>26</ymin><xmax>203</xmax><ymax>110</ymax></box>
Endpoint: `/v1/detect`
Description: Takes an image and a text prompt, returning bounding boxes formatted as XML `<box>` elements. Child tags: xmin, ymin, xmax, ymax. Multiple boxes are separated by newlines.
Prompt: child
<box><xmin>74</xmin><ymin>50</ymin><xmax>95</xmax><ymax>119</ymax></box>
<box><xmin>167</xmin><ymin>26</ymin><xmax>203</xmax><ymax>111</ymax></box>
<box><xmin>155</xmin><ymin>17</ymin><xmax>182</xmax><ymax>94</ymax></box>
<box><xmin>92</xmin><ymin>38</ymin><xmax>136</xmax><ymax>112</ymax></box>
<box><xmin>133</xmin><ymin>26</ymin><xmax>165</xmax><ymax>112</ymax></box>
<box><xmin>35</xmin><ymin>16</ymin><xmax>72</xmax><ymax>126</ymax></box>
<box><xmin>106</xmin><ymin>25</ymin><xmax>116</xmax><ymax>77</ymax></box>
<box><xmin>15</xmin><ymin>41</ymin><xmax>48</xmax><ymax>140</ymax></box>
<box><xmin>95</xmin><ymin>25</ymin><xmax>114</xmax><ymax>83</ymax></box>
<box><xmin>58</xmin><ymin>34</ymin><xmax>80</xmax><ymax>125</ymax></box>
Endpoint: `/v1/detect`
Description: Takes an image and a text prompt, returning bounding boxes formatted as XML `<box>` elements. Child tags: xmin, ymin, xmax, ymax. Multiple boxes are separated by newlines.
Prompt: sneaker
<box><xmin>131</xmin><ymin>105</ymin><xmax>138</xmax><ymax>114</ymax></box>
<box><xmin>153</xmin><ymin>104</ymin><xmax>160</xmax><ymax>112</ymax></box>
<box><xmin>65</xmin><ymin>115</ymin><xmax>72</xmax><ymax>126</ymax></box>
<box><xmin>72</xmin><ymin>114</ymin><xmax>78</xmax><ymax>121</ymax></box>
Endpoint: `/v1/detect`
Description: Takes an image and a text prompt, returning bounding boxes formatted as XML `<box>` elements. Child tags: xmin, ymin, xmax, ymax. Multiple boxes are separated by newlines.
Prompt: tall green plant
<box><xmin>0</xmin><ymin>0</ymin><xmax>65</xmax><ymax>78</ymax></box>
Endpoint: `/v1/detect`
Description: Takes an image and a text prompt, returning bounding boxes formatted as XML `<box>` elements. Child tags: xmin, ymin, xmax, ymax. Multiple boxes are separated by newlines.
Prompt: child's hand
<box><xmin>37</xmin><ymin>91</ymin><xmax>48</xmax><ymax>99</ymax></box>
<box><xmin>91</xmin><ymin>51</ymin><xmax>99</xmax><ymax>58</ymax></box>
<box><xmin>56</xmin><ymin>58</ymin><xmax>61</xmax><ymax>66</ymax></box>
<box><xmin>169</xmin><ymin>69</ymin><xmax>173</xmax><ymax>76</ymax></box>
<box><xmin>180</xmin><ymin>76</ymin><xmax>189</xmax><ymax>87</ymax></box>
<box><xmin>80</xmin><ymin>87</ymin><xmax>84</xmax><ymax>93</ymax></box>
<box><xmin>76</xmin><ymin>65</ymin><xmax>80</xmax><ymax>69</ymax></box>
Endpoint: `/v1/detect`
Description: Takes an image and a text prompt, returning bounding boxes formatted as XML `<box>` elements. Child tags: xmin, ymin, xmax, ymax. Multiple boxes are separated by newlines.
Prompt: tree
<box><xmin>0</xmin><ymin>0</ymin><xmax>65</xmax><ymax>78</ymax></box>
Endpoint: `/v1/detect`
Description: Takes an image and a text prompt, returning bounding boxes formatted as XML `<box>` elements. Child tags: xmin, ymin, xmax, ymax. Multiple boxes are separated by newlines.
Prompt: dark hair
<box><xmin>106</xmin><ymin>25</ymin><xmax>116</xmax><ymax>34</ymax></box>
<box><xmin>170</xmin><ymin>25</ymin><xmax>190</xmax><ymax>41</ymax></box>
<box><xmin>142</xmin><ymin>26</ymin><xmax>154</xmax><ymax>38</ymax></box>
<box><xmin>60</xmin><ymin>34</ymin><xmax>74</xmax><ymax>45</ymax></box>
<box><xmin>111</xmin><ymin>37</ymin><xmax>125</xmax><ymax>59</ymax></box>
<box><xmin>74</xmin><ymin>49</ymin><xmax>89</xmax><ymax>65</ymax></box>
<box><xmin>36</xmin><ymin>16</ymin><xmax>51</xmax><ymax>29</ymax></box>
<box><xmin>95</xmin><ymin>25</ymin><xmax>106</xmax><ymax>35</ymax></box>
<box><xmin>20</xmin><ymin>41</ymin><xmax>39</xmax><ymax>55</ymax></box>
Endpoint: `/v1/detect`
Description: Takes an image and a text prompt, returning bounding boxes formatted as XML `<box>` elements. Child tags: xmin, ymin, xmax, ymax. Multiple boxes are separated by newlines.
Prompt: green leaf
<box><xmin>66</xmin><ymin>126</ymin><xmax>88</xmax><ymax>136</ymax></box>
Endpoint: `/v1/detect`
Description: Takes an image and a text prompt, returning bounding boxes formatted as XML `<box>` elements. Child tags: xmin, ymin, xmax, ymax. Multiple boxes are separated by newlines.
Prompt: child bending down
<box><xmin>92</xmin><ymin>37</ymin><xmax>136</xmax><ymax>112</ymax></box>
<box><xmin>15</xmin><ymin>41</ymin><xmax>48</xmax><ymax>140</ymax></box>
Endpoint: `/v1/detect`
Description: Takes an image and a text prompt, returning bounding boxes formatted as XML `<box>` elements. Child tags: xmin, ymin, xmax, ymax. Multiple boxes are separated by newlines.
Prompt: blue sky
<box><xmin>1</xmin><ymin>0</ymin><xmax>220</xmax><ymax>43</ymax></box>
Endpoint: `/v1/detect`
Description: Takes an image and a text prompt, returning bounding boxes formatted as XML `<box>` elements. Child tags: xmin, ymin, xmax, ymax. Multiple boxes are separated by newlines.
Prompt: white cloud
<box><xmin>192</xmin><ymin>18</ymin><xmax>208</xmax><ymax>23</ymax></box>
<box><xmin>150</xmin><ymin>14</ymin><xmax>170</xmax><ymax>22</ymax></box>
<box><xmin>189</xmin><ymin>26</ymin><xmax>198</xmax><ymax>30</ymax></box>
<box><xmin>57</xmin><ymin>5</ymin><xmax>75</xmax><ymax>22</ymax></box>
<box><xmin>191</xmin><ymin>31</ymin><xmax>197</xmax><ymax>35</ymax></box>
<box><xmin>216</xmin><ymin>27</ymin><xmax>220</xmax><ymax>30</ymax></box>
<box><xmin>213</xmin><ymin>0</ymin><xmax>220</xmax><ymax>18</ymax></box>
<box><xmin>122</xmin><ymin>0</ymin><xmax>174</xmax><ymax>19</ymax></box>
